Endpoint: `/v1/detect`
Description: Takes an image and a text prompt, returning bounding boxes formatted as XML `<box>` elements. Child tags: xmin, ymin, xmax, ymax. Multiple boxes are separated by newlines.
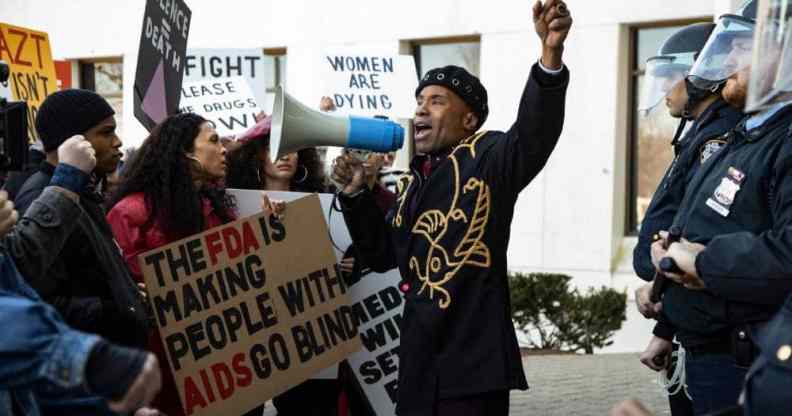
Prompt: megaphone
<box><xmin>270</xmin><ymin>86</ymin><xmax>404</xmax><ymax>161</ymax></box>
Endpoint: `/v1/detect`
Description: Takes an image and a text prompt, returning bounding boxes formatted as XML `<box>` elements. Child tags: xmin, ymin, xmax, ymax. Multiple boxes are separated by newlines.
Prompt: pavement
<box><xmin>261</xmin><ymin>352</ymin><xmax>672</xmax><ymax>416</ymax></box>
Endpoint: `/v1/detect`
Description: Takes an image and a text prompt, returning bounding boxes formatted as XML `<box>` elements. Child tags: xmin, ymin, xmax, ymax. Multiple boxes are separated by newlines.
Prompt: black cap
<box><xmin>416</xmin><ymin>65</ymin><xmax>488</xmax><ymax>128</ymax></box>
<box><xmin>36</xmin><ymin>89</ymin><xmax>115</xmax><ymax>153</ymax></box>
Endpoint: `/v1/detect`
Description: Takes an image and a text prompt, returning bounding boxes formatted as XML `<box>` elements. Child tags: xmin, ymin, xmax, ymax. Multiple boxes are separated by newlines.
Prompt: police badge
<box><xmin>706</xmin><ymin>167</ymin><xmax>745</xmax><ymax>217</ymax></box>
<box><xmin>700</xmin><ymin>139</ymin><xmax>727</xmax><ymax>164</ymax></box>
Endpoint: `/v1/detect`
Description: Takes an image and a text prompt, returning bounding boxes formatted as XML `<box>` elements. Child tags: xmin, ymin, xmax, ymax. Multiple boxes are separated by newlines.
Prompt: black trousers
<box><xmin>433</xmin><ymin>390</ymin><xmax>509</xmax><ymax>416</ymax></box>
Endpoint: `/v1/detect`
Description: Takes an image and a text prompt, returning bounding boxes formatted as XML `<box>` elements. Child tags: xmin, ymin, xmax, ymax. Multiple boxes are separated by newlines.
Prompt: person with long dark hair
<box><xmin>226</xmin><ymin>115</ymin><xmax>326</xmax><ymax>194</ymax></box>
<box><xmin>106</xmin><ymin>113</ymin><xmax>237</xmax><ymax>416</ymax></box>
<box><xmin>226</xmin><ymin>116</ymin><xmax>343</xmax><ymax>416</ymax></box>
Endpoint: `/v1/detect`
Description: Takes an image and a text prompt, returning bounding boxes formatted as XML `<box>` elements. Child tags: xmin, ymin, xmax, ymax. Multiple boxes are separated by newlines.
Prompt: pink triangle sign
<box><xmin>141</xmin><ymin>59</ymin><xmax>167</xmax><ymax>124</ymax></box>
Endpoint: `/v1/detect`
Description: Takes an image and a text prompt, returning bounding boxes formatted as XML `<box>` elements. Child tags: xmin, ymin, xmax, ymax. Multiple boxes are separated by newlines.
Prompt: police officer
<box><xmin>633</xmin><ymin>21</ymin><xmax>746</xmax><ymax>416</ymax></box>
<box><xmin>611</xmin><ymin>295</ymin><xmax>792</xmax><ymax>416</ymax></box>
<box><xmin>634</xmin><ymin>22</ymin><xmax>745</xmax><ymax>284</ymax></box>
<box><xmin>653</xmin><ymin>0</ymin><xmax>792</xmax><ymax>413</ymax></box>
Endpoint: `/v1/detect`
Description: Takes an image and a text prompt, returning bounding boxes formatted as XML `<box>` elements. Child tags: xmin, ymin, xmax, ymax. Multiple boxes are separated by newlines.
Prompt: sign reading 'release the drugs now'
<box><xmin>320</xmin><ymin>49</ymin><xmax>418</xmax><ymax>119</ymax></box>
<box><xmin>0</xmin><ymin>22</ymin><xmax>57</xmax><ymax>142</ymax></box>
<box><xmin>180</xmin><ymin>77</ymin><xmax>262</xmax><ymax>137</ymax></box>
<box><xmin>138</xmin><ymin>195</ymin><xmax>361</xmax><ymax>416</ymax></box>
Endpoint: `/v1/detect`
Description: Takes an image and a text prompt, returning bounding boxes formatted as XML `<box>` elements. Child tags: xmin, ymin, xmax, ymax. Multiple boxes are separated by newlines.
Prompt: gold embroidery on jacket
<box><xmin>408</xmin><ymin>131</ymin><xmax>492</xmax><ymax>309</ymax></box>
<box><xmin>392</xmin><ymin>174</ymin><xmax>414</xmax><ymax>228</ymax></box>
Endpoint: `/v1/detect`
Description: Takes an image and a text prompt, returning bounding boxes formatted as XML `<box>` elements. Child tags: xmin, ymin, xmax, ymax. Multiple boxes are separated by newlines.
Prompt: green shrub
<box><xmin>509</xmin><ymin>272</ymin><xmax>627</xmax><ymax>354</ymax></box>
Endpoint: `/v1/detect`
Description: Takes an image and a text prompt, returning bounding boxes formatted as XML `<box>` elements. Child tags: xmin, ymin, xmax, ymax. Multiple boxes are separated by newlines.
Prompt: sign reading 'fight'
<box><xmin>139</xmin><ymin>195</ymin><xmax>361</xmax><ymax>416</ymax></box>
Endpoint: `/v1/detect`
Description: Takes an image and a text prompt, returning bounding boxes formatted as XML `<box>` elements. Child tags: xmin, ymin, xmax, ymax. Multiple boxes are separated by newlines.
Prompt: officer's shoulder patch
<box><xmin>700</xmin><ymin>138</ymin><xmax>727</xmax><ymax>164</ymax></box>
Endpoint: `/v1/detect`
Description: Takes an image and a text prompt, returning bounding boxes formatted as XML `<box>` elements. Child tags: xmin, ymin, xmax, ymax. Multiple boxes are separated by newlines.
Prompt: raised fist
<box><xmin>58</xmin><ymin>135</ymin><xmax>97</xmax><ymax>174</ymax></box>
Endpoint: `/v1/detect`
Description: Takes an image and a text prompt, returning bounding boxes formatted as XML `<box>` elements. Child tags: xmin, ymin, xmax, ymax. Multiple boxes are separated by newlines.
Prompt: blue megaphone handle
<box><xmin>347</xmin><ymin>116</ymin><xmax>404</xmax><ymax>152</ymax></box>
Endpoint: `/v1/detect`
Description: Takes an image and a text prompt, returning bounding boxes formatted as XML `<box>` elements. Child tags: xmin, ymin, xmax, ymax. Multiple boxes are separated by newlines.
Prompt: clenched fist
<box><xmin>58</xmin><ymin>135</ymin><xmax>97</xmax><ymax>174</ymax></box>
<box><xmin>533</xmin><ymin>0</ymin><xmax>573</xmax><ymax>69</ymax></box>
<box><xmin>331</xmin><ymin>153</ymin><xmax>367</xmax><ymax>196</ymax></box>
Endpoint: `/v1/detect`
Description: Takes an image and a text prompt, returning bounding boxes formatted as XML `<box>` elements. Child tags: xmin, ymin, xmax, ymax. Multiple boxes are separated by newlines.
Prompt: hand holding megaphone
<box><xmin>332</xmin><ymin>153</ymin><xmax>368</xmax><ymax>196</ymax></box>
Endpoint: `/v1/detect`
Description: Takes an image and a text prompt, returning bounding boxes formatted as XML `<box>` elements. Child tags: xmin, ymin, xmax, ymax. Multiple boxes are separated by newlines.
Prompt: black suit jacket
<box><xmin>341</xmin><ymin>63</ymin><xmax>569</xmax><ymax>415</ymax></box>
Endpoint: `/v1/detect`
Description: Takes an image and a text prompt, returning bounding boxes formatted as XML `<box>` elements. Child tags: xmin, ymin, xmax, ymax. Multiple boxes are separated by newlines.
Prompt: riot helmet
<box><xmin>687</xmin><ymin>1</ymin><xmax>757</xmax><ymax>92</ymax></box>
<box><xmin>639</xmin><ymin>23</ymin><xmax>715</xmax><ymax>114</ymax></box>
<box><xmin>745</xmin><ymin>0</ymin><xmax>792</xmax><ymax>112</ymax></box>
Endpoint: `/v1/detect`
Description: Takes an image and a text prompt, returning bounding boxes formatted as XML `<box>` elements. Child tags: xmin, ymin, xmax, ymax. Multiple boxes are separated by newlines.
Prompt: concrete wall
<box><xmin>0</xmin><ymin>0</ymin><xmax>739</xmax><ymax>352</ymax></box>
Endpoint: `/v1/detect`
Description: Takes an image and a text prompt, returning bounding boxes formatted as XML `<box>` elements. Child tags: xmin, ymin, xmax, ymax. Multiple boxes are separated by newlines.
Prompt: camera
<box><xmin>0</xmin><ymin>60</ymin><xmax>30</xmax><ymax>171</ymax></box>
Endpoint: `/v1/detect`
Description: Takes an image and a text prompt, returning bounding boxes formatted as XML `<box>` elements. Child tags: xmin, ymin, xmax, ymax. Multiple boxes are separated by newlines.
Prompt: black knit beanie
<box><xmin>416</xmin><ymin>65</ymin><xmax>489</xmax><ymax>127</ymax></box>
<box><xmin>36</xmin><ymin>89</ymin><xmax>116</xmax><ymax>153</ymax></box>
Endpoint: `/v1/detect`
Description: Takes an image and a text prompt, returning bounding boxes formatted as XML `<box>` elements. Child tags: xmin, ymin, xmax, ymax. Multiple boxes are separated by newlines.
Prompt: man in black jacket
<box><xmin>630</xmin><ymin>22</ymin><xmax>745</xmax><ymax>416</ymax></box>
<box><xmin>332</xmin><ymin>1</ymin><xmax>572</xmax><ymax>415</ymax></box>
<box><xmin>14</xmin><ymin>89</ymin><xmax>149</xmax><ymax>350</ymax></box>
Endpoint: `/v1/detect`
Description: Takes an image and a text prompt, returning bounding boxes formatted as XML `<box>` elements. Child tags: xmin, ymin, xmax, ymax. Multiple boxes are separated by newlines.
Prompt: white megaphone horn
<box><xmin>269</xmin><ymin>86</ymin><xmax>405</xmax><ymax>161</ymax></box>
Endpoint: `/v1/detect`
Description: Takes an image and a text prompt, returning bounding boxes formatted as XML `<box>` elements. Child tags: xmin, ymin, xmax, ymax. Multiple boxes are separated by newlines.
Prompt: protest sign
<box><xmin>230</xmin><ymin>189</ymin><xmax>404</xmax><ymax>416</ymax></box>
<box><xmin>320</xmin><ymin>49</ymin><xmax>418</xmax><ymax>119</ymax></box>
<box><xmin>185</xmin><ymin>49</ymin><xmax>268</xmax><ymax>107</ymax></box>
<box><xmin>134</xmin><ymin>0</ymin><xmax>191</xmax><ymax>131</ymax></box>
<box><xmin>344</xmin><ymin>271</ymin><xmax>402</xmax><ymax>415</ymax></box>
<box><xmin>0</xmin><ymin>23</ymin><xmax>57</xmax><ymax>142</ymax></box>
<box><xmin>139</xmin><ymin>195</ymin><xmax>361</xmax><ymax>416</ymax></box>
<box><xmin>180</xmin><ymin>76</ymin><xmax>261</xmax><ymax>137</ymax></box>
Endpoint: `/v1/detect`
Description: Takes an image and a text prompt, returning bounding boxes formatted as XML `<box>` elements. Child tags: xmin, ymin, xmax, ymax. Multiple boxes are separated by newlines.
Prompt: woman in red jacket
<box><xmin>106</xmin><ymin>113</ymin><xmax>237</xmax><ymax>416</ymax></box>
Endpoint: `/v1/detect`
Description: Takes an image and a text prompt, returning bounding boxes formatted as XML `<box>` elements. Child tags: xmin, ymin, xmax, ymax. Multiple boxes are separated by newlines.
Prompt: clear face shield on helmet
<box><xmin>687</xmin><ymin>15</ymin><xmax>755</xmax><ymax>91</ymax></box>
<box><xmin>746</xmin><ymin>0</ymin><xmax>792</xmax><ymax>112</ymax></box>
<box><xmin>639</xmin><ymin>56</ymin><xmax>691</xmax><ymax>115</ymax></box>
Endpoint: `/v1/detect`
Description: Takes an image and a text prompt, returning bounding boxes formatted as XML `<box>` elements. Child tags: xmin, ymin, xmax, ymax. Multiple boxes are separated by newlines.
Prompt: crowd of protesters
<box><xmin>2</xmin><ymin>0</ymin><xmax>792</xmax><ymax>415</ymax></box>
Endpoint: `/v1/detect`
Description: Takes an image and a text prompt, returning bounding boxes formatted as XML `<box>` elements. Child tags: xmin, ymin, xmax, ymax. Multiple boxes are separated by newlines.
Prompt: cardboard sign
<box><xmin>139</xmin><ymin>195</ymin><xmax>361</xmax><ymax>416</ymax></box>
<box><xmin>0</xmin><ymin>23</ymin><xmax>57</xmax><ymax>142</ymax></box>
<box><xmin>344</xmin><ymin>271</ymin><xmax>402</xmax><ymax>416</ymax></box>
<box><xmin>133</xmin><ymin>0</ymin><xmax>191</xmax><ymax>131</ymax></box>
<box><xmin>185</xmin><ymin>49</ymin><xmax>268</xmax><ymax>108</ymax></box>
<box><xmin>180</xmin><ymin>77</ymin><xmax>262</xmax><ymax>137</ymax></box>
<box><xmin>320</xmin><ymin>49</ymin><xmax>418</xmax><ymax>119</ymax></box>
<box><xmin>230</xmin><ymin>189</ymin><xmax>404</xmax><ymax>416</ymax></box>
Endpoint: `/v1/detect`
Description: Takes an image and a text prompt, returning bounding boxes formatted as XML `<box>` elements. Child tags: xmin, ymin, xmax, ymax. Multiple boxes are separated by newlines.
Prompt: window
<box><xmin>261</xmin><ymin>48</ymin><xmax>287</xmax><ymax>113</ymax></box>
<box><xmin>411</xmin><ymin>37</ymin><xmax>480</xmax><ymax>78</ymax></box>
<box><xmin>80</xmin><ymin>59</ymin><xmax>124</xmax><ymax>137</ymax></box>
<box><xmin>626</xmin><ymin>21</ymin><xmax>709</xmax><ymax>235</ymax></box>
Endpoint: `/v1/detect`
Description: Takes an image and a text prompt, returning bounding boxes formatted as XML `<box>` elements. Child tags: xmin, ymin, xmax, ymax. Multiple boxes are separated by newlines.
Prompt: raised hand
<box><xmin>533</xmin><ymin>0</ymin><xmax>573</xmax><ymax>69</ymax></box>
<box><xmin>58</xmin><ymin>134</ymin><xmax>97</xmax><ymax>174</ymax></box>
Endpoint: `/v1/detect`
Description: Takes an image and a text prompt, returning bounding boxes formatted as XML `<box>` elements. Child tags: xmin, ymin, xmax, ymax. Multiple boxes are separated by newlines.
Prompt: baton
<box><xmin>650</xmin><ymin>226</ymin><xmax>682</xmax><ymax>303</ymax></box>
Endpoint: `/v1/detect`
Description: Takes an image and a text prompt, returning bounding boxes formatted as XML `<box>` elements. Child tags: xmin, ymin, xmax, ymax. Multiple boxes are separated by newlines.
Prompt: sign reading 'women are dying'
<box><xmin>319</xmin><ymin>49</ymin><xmax>419</xmax><ymax>119</ymax></box>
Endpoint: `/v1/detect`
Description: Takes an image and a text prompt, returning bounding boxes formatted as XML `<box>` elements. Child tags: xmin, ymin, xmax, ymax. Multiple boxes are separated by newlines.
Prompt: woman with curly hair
<box><xmin>226</xmin><ymin>115</ymin><xmax>327</xmax><ymax>193</ymax></box>
<box><xmin>105</xmin><ymin>113</ymin><xmax>238</xmax><ymax>416</ymax></box>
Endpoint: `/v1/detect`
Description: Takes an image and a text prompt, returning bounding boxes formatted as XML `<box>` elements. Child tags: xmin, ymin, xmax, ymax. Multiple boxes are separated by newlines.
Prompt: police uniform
<box><xmin>661</xmin><ymin>104</ymin><xmax>792</xmax><ymax>414</ymax></box>
<box><xmin>741</xmin><ymin>294</ymin><xmax>792</xmax><ymax>416</ymax></box>
<box><xmin>633</xmin><ymin>99</ymin><xmax>743</xmax><ymax>416</ymax></box>
<box><xmin>340</xmin><ymin>63</ymin><xmax>569</xmax><ymax>415</ymax></box>
<box><xmin>633</xmin><ymin>99</ymin><xmax>744</xmax><ymax>281</ymax></box>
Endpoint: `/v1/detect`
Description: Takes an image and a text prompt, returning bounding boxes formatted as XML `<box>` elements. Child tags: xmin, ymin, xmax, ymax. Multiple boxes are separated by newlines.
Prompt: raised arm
<box><xmin>485</xmin><ymin>0</ymin><xmax>572</xmax><ymax>194</ymax></box>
